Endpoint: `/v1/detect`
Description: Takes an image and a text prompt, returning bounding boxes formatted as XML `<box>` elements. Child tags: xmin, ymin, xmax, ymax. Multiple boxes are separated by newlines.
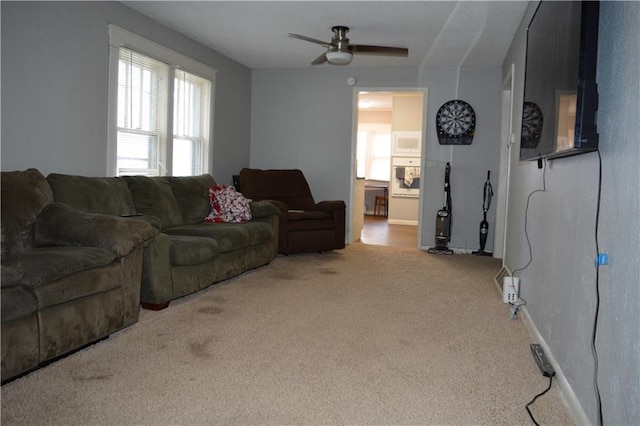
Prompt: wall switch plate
<box><xmin>503</xmin><ymin>277</ymin><xmax>519</xmax><ymax>304</ymax></box>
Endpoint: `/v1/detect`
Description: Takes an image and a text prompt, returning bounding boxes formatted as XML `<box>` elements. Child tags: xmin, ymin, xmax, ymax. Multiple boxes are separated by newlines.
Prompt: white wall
<box><xmin>1</xmin><ymin>1</ymin><xmax>251</xmax><ymax>185</ymax></box>
<box><xmin>251</xmin><ymin>65</ymin><xmax>502</xmax><ymax>251</ymax></box>
<box><xmin>503</xmin><ymin>2</ymin><xmax>640</xmax><ymax>424</ymax></box>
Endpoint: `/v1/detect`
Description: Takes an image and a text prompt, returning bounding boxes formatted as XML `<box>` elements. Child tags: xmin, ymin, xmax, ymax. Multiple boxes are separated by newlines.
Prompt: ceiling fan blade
<box><xmin>311</xmin><ymin>52</ymin><xmax>328</xmax><ymax>66</ymax></box>
<box><xmin>351</xmin><ymin>44</ymin><xmax>409</xmax><ymax>57</ymax></box>
<box><xmin>289</xmin><ymin>33</ymin><xmax>332</xmax><ymax>48</ymax></box>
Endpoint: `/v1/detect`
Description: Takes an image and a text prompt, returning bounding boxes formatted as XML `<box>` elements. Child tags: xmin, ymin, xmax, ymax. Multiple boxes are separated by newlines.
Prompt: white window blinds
<box><xmin>117</xmin><ymin>48</ymin><xmax>169</xmax><ymax>176</ymax></box>
<box><xmin>173</xmin><ymin>70</ymin><xmax>211</xmax><ymax>176</ymax></box>
<box><xmin>108</xmin><ymin>25</ymin><xmax>216</xmax><ymax>177</ymax></box>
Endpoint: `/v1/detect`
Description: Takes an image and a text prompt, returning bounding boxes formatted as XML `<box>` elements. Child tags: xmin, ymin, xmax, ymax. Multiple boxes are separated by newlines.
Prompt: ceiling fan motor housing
<box><xmin>289</xmin><ymin>25</ymin><xmax>408</xmax><ymax>66</ymax></box>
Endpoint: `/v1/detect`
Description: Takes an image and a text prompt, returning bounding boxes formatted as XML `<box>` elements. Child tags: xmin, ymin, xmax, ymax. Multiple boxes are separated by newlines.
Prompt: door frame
<box><xmin>348</xmin><ymin>87</ymin><xmax>429</xmax><ymax>248</ymax></box>
<box><xmin>493</xmin><ymin>63</ymin><xmax>516</xmax><ymax>259</ymax></box>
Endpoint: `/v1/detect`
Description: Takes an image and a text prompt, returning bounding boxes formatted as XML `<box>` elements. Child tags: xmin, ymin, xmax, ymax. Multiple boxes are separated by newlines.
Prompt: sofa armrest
<box><xmin>313</xmin><ymin>200</ymin><xmax>346</xmax><ymax>212</ymax></box>
<box><xmin>250</xmin><ymin>200</ymin><xmax>283</xmax><ymax>218</ymax></box>
<box><xmin>35</xmin><ymin>203</ymin><xmax>159</xmax><ymax>257</ymax></box>
<box><xmin>121</xmin><ymin>213</ymin><xmax>162</xmax><ymax>230</ymax></box>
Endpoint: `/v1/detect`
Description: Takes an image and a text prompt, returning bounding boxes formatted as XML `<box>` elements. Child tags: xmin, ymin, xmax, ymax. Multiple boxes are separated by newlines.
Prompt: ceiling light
<box><xmin>326</xmin><ymin>50</ymin><xmax>353</xmax><ymax>65</ymax></box>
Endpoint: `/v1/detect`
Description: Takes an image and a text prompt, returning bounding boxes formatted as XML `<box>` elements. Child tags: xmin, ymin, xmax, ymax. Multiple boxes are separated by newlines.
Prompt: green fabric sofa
<box><xmin>46</xmin><ymin>173</ymin><xmax>280</xmax><ymax>310</ymax></box>
<box><xmin>1</xmin><ymin>169</ymin><xmax>158</xmax><ymax>383</ymax></box>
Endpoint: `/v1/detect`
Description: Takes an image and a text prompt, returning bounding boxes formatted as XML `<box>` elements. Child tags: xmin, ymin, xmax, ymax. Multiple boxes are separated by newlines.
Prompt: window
<box><xmin>173</xmin><ymin>70</ymin><xmax>211</xmax><ymax>176</ymax></box>
<box><xmin>369</xmin><ymin>132</ymin><xmax>392</xmax><ymax>181</ymax></box>
<box><xmin>117</xmin><ymin>49</ymin><xmax>168</xmax><ymax>176</ymax></box>
<box><xmin>356</xmin><ymin>125</ymin><xmax>391</xmax><ymax>181</ymax></box>
<box><xmin>108</xmin><ymin>25</ymin><xmax>215</xmax><ymax>177</ymax></box>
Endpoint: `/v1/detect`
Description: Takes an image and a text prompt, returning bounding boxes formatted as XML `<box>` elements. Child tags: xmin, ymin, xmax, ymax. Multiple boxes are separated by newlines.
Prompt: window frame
<box><xmin>107</xmin><ymin>25</ymin><xmax>216</xmax><ymax>177</ymax></box>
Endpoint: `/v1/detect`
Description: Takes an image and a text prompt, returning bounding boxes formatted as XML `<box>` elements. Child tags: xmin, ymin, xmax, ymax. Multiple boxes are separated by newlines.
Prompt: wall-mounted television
<box><xmin>520</xmin><ymin>1</ymin><xmax>600</xmax><ymax>161</ymax></box>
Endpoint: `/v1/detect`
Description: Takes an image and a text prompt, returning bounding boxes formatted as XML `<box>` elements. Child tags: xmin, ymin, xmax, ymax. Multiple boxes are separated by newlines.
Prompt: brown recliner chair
<box><xmin>238</xmin><ymin>168</ymin><xmax>346</xmax><ymax>255</ymax></box>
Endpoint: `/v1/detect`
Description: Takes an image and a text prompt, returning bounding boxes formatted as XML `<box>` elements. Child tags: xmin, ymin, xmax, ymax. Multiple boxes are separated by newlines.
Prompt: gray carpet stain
<box><xmin>198</xmin><ymin>306</ymin><xmax>224</xmax><ymax>315</ymax></box>
<box><xmin>71</xmin><ymin>373</ymin><xmax>113</xmax><ymax>381</ymax></box>
<box><xmin>270</xmin><ymin>271</ymin><xmax>296</xmax><ymax>280</ymax></box>
<box><xmin>188</xmin><ymin>337</ymin><xmax>215</xmax><ymax>358</ymax></box>
<box><xmin>320</xmin><ymin>268</ymin><xmax>338</xmax><ymax>275</ymax></box>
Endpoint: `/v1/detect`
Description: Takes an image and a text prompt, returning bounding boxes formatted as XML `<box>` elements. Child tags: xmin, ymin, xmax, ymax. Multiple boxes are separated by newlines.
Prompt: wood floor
<box><xmin>360</xmin><ymin>215</ymin><xmax>418</xmax><ymax>249</ymax></box>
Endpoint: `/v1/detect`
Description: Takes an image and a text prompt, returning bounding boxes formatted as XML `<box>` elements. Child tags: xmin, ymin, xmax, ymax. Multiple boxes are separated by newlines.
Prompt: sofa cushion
<box><xmin>237</xmin><ymin>221</ymin><xmax>276</xmax><ymax>246</ymax></box>
<box><xmin>1</xmin><ymin>284</ymin><xmax>37</xmax><ymax>322</ymax></box>
<box><xmin>124</xmin><ymin>176</ymin><xmax>183</xmax><ymax>229</ymax></box>
<box><xmin>169</xmin><ymin>235</ymin><xmax>219</xmax><ymax>266</ymax></box>
<box><xmin>167</xmin><ymin>174</ymin><xmax>216</xmax><ymax>225</ymax></box>
<box><xmin>1</xmin><ymin>169</ymin><xmax>53</xmax><ymax>260</ymax></box>
<box><xmin>47</xmin><ymin>173</ymin><xmax>137</xmax><ymax>216</ymax></box>
<box><xmin>32</xmin><ymin>262</ymin><xmax>123</xmax><ymax>310</ymax></box>
<box><xmin>5</xmin><ymin>247</ymin><xmax>116</xmax><ymax>288</ymax></box>
<box><xmin>1</xmin><ymin>265</ymin><xmax>24</xmax><ymax>288</ymax></box>
<box><xmin>1</xmin><ymin>299</ymin><xmax>39</xmax><ymax>380</ymax></box>
<box><xmin>205</xmin><ymin>185</ymin><xmax>252</xmax><ymax>224</ymax></box>
<box><xmin>164</xmin><ymin>224</ymin><xmax>250</xmax><ymax>253</ymax></box>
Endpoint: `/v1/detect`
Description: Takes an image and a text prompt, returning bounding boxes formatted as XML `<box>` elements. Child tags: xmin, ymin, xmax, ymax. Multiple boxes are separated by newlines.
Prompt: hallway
<box><xmin>360</xmin><ymin>215</ymin><xmax>418</xmax><ymax>249</ymax></box>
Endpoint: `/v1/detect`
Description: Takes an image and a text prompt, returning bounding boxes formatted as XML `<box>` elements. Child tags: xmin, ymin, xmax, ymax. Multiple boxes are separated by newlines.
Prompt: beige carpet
<box><xmin>1</xmin><ymin>243</ymin><xmax>574</xmax><ymax>425</ymax></box>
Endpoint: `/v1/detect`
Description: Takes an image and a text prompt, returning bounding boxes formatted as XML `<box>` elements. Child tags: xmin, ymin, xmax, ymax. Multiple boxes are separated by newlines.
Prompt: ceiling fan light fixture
<box><xmin>326</xmin><ymin>50</ymin><xmax>353</xmax><ymax>65</ymax></box>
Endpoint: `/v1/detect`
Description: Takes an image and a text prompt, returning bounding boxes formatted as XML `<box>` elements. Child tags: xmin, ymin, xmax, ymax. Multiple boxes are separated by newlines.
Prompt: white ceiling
<box><xmin>121</xmin><ymin>1</ymin><xmax>529</xmax><ymax>69</ymax></box>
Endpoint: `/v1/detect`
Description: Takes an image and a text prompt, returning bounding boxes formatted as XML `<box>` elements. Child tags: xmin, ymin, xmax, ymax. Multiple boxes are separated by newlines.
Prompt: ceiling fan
<box><xmin>289</xmin><ymin>26</ymin><xmax>409</xmax><ymax>66</ymax></box>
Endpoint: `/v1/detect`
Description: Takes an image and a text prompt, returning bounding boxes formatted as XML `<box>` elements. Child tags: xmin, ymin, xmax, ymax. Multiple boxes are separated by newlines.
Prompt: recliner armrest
<box><xmin>35</xmin><ymin>203</ymin><xmax>159</xmax><ymax>257</ymax></box>
<box><xmin>313</xmin><ymin>200</ymin><xmax>346</xmax><ymax>212</ymax></box>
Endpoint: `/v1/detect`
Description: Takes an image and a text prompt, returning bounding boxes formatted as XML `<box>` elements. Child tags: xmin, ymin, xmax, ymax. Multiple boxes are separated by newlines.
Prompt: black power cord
<box><xmin>526</xmin><ymin>375</ymin><xmax>554</xmax><ymax>426</ymax></box>
<box><xmin>510</xmin><ymin>159</ymin><xmax>547</xmax><ymax>317</ymax></box>
<box><xmin>592</xmin><ymin>150</ymin><xmax>604</xmax><ymax>426</ymax></box>
<box><xmin>521</xmin><ymin>151</ymin><xmax>604</xmax><ymax>426</ymax></box>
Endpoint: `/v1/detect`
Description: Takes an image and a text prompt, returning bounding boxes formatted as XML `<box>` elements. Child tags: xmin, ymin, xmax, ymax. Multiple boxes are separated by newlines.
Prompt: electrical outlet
<box><xmin>530</xmin><ymin>344</ymin><xmax>556</xmax><ymax>377</ymax></box>
<box><xmin>503</xmin><ymin>277</ymin><xmax>519</xmax><ymax>304</ymax></box>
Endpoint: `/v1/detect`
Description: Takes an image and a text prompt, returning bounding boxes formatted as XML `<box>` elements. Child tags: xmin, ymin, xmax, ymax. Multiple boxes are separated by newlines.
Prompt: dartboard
<box><xmin>521</xmin><ymin>101</ymin><xmax>543</xmax><ymax>149</ymax></box>
<box><xmin>436</xmin><ymin>100</ymin><xmax>476</xmax><ymax>145</ymax></box>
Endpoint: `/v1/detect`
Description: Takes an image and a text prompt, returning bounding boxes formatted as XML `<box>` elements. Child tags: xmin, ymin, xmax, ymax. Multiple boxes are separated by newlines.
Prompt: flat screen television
<box><xmin>520</xmin><ymin>1</ymin><xmax>600</xmax><ymax>161</ymax></box>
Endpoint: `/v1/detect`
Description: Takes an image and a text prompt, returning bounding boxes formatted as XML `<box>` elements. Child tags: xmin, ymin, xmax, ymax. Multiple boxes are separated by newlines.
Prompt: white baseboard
<box><xmin>520</xmin><ymin>306</ymin><xmax>591</xmax><ymax>425</ymax></box>
<box><xmin>452</xmin><ymin>247</ymin><xmax>474</xmax><ymax>254</ymax></box>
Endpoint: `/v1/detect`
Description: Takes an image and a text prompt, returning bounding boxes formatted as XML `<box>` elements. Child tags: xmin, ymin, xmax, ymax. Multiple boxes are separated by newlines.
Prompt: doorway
<box><xmin>361</xmin><ymin>215</ymin><xmax>419</xmax><ymax>249</ymax></box>
<box><xmin>350</xmin><ymin>89</ymin><xmax>427</xmax><ymax>248</ymax></box>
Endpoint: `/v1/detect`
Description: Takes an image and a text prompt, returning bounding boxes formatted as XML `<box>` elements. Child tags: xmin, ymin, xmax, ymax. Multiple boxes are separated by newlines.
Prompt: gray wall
<box><xmin>1</xmin><ymin>1</ymin><xmax>252</xmax><ymax>184</ymax></box>
<box><xmin>251</xmin><ymin>65</ymin><xmax>502</xmax><ymax>250</ymax></box>
<box><xmin>2</xmin><ymin>1</ymin><xmax>503</xmax><ymax>253</ymax></box>
<box><xmin>503</xmin><ymin>2</ymin><xmax>639</xmax><ymax>424</ymax></box>
<box><xmin>421</xmin><ymin>66</ymin><xmax>502</xmax><ymax>251</ymax></box>
<box><xmin>3</xmin><ymin>1</ymin><xmax>637</xmax><ymax>422</ymax></box>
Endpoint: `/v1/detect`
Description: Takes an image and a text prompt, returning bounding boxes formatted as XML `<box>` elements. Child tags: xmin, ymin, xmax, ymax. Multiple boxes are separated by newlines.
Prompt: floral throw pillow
<box><xmin>204</xmin><ymin>185</ymin><xmax>252</xmax><ymax>223</ymax></box>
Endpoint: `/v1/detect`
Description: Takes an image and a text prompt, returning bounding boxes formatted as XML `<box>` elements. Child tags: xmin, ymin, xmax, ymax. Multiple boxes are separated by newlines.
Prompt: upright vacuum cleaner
<box><xmin>473</xmin><ymin>170</ymin><xmax>494</xmax><ymax>256</ymax></box>
<box><xmin>428</xmin><ymin>162</ymin><xmax>453</xmax><ymax>255</ymax></box>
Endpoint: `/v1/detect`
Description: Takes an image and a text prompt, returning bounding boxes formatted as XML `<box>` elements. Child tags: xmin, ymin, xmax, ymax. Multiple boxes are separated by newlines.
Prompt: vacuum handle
<box><xmin>483</xmin><ymin>170</ymin><xmax>493</xmax><ymax>211</ymax></box>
